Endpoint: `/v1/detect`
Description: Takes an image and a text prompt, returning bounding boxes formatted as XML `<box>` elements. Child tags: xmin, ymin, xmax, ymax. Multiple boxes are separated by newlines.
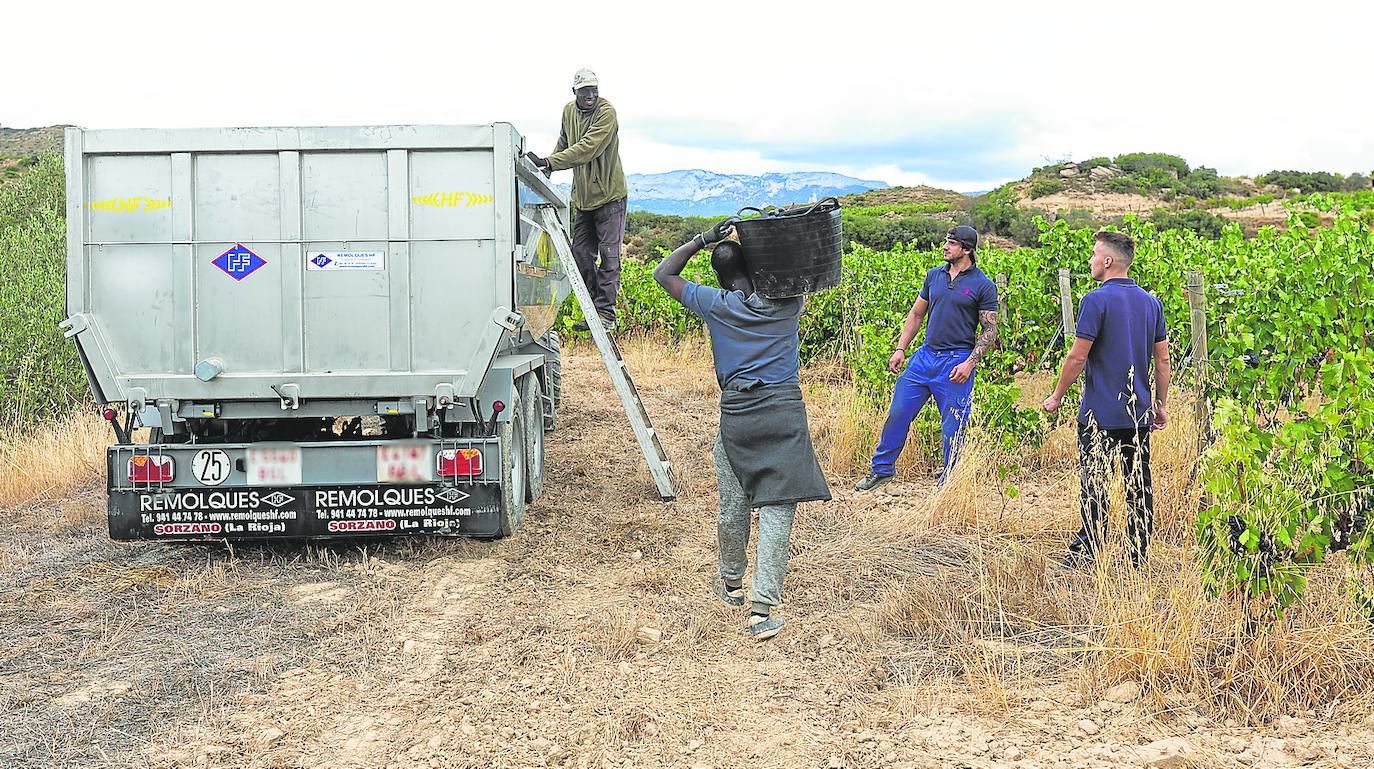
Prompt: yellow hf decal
<box><xmin>89</xmin><ymin>197</ymin><xmax>173</xmax><ymax>213</ymax></box>
<box><xmin>411</xmin><ymin>191</ymin><xmax>494</xmax><ymax>208</ymax></box>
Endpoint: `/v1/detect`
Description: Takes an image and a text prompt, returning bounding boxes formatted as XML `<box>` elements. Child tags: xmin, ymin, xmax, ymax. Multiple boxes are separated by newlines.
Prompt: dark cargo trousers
<box><xmin>1068</xmin><ymin>423</ymin><xmax>1155</xmax><ymax>566</ymax></box>
<box><xmin>571</xmin><ymin>197</ymin><xmax>627</xmax><ymax>322</ymax></box>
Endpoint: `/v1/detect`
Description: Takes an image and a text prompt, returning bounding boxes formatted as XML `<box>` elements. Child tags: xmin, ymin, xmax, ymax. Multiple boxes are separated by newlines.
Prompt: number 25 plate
<box><xmin>377</xmin><ymin>444</ymin><xmax>432</xmax><ymax>483</ymax></box>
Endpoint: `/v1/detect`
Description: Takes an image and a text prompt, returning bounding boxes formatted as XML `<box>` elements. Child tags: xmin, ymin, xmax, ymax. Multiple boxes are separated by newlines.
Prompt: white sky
<box><xmin>3</xmin><ymin>0</ymin><xmax>1371</xmax><ymax>191</ymax></box>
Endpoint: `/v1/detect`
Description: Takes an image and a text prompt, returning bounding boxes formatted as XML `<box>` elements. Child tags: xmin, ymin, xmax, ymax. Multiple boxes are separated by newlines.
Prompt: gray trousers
<box><xmin>713</xmin><ymin>435</ymin><xmax>796</xmax><ymax>612</ymax></box>
<box><xmin>570</xmin><ymin>197</ymin><xmax>626</xmax><ymax>320</ymax></box>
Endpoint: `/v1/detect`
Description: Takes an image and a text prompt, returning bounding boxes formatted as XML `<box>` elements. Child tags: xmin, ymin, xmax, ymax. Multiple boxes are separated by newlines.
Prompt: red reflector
<box><xmin>128</xmin><ymin>454</ymin><xmax>174</xmax><ymax>483</ymax></box>
<box><xmin>102</xmin><ymin>408</ymin><xmax>117</xmax><ymax>421</ymax></box>
<box><xmin>492</xmin><ymin>400</ymin><xmax>506</xmax><ymax>413</ymax></box>
<box><xmin>437</xmin><ymin>448</ymin><xmax>482</xmax><ymax>477</ymax></box>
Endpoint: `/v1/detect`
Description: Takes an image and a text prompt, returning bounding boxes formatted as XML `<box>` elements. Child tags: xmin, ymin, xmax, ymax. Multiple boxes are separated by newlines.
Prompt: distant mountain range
<box><xmin>557</xmin><ymin>170</ymin><xmax>889</xmax><ymax>216</ymax></box>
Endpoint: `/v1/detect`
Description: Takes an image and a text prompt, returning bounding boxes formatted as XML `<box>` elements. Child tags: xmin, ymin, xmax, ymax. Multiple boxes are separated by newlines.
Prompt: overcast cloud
<box><xmin>3</xmin><ymin>0</ymin><xmax>1370</xmax><ymax>191</ymax></box>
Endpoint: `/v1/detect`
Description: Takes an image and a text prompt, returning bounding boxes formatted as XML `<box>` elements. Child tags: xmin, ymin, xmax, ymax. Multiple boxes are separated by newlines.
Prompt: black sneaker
<box><xmin>854</xmin><ymin>472</ymin><xmax>894</xmax><ymax>492</ymax></box>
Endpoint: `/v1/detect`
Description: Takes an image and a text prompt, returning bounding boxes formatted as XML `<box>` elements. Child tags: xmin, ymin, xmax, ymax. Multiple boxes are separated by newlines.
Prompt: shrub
<box><xmin>1150</xmin><ymin>208</ymin><xmax>1228</xmax><ymax>239</ymax></box>
<box><xmin>1028</xmin><ymin>179</ymin><xmax>1065</xmax><ymax>199</ymax></box>
<box><xmin>0</xmin><ymin>154</ymin><xmax>87</xmax><ymax>429</ymax></box>
<box><xmin>1179</xmin><ymin>167</ymin><xmax>1224</xmax><ymax>198</ymax></box>
<box><xmin>842</xmin><ymin>213</ymin><xmax>949</xmax><ymax>252</ymax></box>
<box><xmin>1104</xmin><ymin>176</ymin><xmax>1143</xmax><ymax>195</ymax></box>
<box><xmin>1260</xmin><ymin>170</ymin><xmax>1343</xmax><ymax>194</ymax></box>
<box><xmin>1114</xmin><ymin>152</ymin><xmax>1190</xmax><ymax>179</ymax></box>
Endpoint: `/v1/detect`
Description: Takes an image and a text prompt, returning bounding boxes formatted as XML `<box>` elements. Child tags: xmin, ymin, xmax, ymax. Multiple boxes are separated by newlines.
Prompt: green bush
<box><xmin>1104</xmin><ymin>176</ymin><xmax>1143</xmax><ymax>195</ymax></box>
<box><xmin>1260</xmin><ymin>170</ymin><xmax>1343</xmax><ymax>193</ymax></box>
<box><xmin>0</xmin><ymin>154</ymin><xmax>87</xmax><ymax>430</ymax></box>
<box><xmin>1028</xmin><ymin>179</ymin><xmax>1065</xmax><ymax>199</ymax></box>
<box><xmin>1114</xmin><ymin>152</ymin><xmax>1190</xmax><ymax>179</ymax></box>
<box><xmin>1149</xmin><ymin>208</ymin><xmax>1229</xmax><ymax>239</ymax></box>
<box><xmin>842</xmin><ymin>213</ymin><xmax>949</xmax><ymax>252</ymax></box>
<box><xmin>1178</xmin><ymin>167</ymin><xmax>1224</xmax><ymax>198</ymax></box>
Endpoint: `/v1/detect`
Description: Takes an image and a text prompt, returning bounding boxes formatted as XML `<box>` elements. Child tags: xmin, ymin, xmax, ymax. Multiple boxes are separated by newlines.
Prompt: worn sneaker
<box><xmin>747</xmin><ymin>613</ymin><xmax>784</xmax><ymax>641</ymax></box>
<box><xmin>854</xmin><ymin>472</ymin><xmax>894</xmax><ymax>492</ymax></box>
<box><xmin>712</xmin><ymin>578</ymin><xmax>745</xmax><ymax>607</ymax></box>
<box><xmin>1058</xmin><ymin>551</ymin><xmax>1095</xmax><ymax>573</ymax></box>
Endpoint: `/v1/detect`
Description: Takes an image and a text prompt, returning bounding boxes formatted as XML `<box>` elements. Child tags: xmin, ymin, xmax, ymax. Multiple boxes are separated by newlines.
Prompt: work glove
<box><xmin>524</xmin><ymin>152</ymin><xmax>553</xmax><ymax>177</ymax></box>
<box><xmin>696</xmin><ymin>217</ymin><xmax>737</xmax><ymax>247</ymax></box>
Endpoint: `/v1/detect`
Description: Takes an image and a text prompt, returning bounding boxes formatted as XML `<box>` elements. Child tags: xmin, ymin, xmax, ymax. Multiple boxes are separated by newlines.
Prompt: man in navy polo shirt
<box><xmin>1043</xmin><ymin>230</ymin><xmax>1172</xmax><ymax>568</ymax></box>
<box><xmin>856</xmin><ymin>225</ymin><xmax>999</xmax><ymax>491</ymax></box>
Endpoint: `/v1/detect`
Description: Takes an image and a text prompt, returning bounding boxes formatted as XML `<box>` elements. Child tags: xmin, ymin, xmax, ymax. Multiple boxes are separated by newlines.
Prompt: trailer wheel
<box><xmin>520</xmin><ymin>374</ymin><xmax>545</xmax><ymax>503</ymax></box>
<box><xmin>498</xmin><ymin>389</ymin><xmax>527</xmax><ymax>538</ymax></box>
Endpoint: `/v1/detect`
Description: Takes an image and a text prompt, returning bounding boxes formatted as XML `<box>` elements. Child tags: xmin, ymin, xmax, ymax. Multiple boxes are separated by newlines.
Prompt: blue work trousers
<box><xmin>870</xmin><ymin>347</ymin><xmax>975</xmax><ymax>477</ymax></box>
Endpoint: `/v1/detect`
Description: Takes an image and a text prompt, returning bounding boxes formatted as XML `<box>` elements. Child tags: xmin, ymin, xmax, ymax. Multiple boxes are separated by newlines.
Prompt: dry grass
<box><xmin>581</xmin><ymin>335</ymin><xmax>1374</xmax><ymax>730</ymax></box>
<box><xmin>0</xmin><ymin>411</ymin><xmax>108</xmax><ymax>509</ymax></box>
<box><xmin>3</xmin><ymin>335</ymin><xmax>1371</xmax><ymax>768</ymax></box>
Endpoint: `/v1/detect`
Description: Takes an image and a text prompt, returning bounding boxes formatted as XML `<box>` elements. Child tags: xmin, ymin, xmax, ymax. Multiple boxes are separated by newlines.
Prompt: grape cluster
<box><xmin>1225</xmin><ymin>515</ymin><xmax>1281</xmax><ymax>576</ymax></box>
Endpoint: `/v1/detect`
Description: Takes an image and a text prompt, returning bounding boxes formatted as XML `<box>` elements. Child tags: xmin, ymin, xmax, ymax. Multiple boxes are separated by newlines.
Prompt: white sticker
<box><xmin>191</xmin><ymin>449</ymin><xmax>232</xmax><ymax>486</ymax></box>
<box><xmin>307</xmin><ymin>251</ymin><xmax>385</xmax><ymax>271</ymax></box>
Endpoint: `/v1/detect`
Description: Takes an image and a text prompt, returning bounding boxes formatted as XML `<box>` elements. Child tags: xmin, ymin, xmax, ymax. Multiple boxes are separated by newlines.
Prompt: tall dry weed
<box><xmin>0</xmin><ymin>412</ymin><xmax>108</xmax><ymax>509</ymax></box>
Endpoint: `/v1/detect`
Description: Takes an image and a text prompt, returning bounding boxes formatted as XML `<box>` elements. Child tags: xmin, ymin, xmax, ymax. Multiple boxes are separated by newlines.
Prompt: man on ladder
<box><xmin>527</xmin><ymin>68</ymin><xmax>628</xmax><ymax>332</ymax></box>
<box><xmin>652</xmin><ymin>223</ymin><xmax>831</xmax><ymax>641</ymax></box>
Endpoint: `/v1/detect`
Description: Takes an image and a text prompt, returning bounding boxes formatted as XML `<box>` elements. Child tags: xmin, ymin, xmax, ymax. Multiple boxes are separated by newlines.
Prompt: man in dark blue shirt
<box><xmin>1043</xmin><ymin>230</ymin><xmax>1172</xmax><ymax>569</ymax></box>
<box><xmin>856</xmin><ymin>226</ymin><xmax>1000</xmax><ymax>491</ymax></box>
<box><xmin>653</xmin><ymin>223</ymin><xmax>830</xmax><ymax>641</ymax></box>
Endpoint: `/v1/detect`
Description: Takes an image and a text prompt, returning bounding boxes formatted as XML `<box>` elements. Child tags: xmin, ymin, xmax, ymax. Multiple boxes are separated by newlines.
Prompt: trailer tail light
<box><xmin>437</xmin><ymin>448</ymin><xmax>482</xmax><ymax>478</ymax></box>
<box><xmin>128</xmin><ymin>454</ymin><xmax>174</xmax><ymax>483</ymax></box>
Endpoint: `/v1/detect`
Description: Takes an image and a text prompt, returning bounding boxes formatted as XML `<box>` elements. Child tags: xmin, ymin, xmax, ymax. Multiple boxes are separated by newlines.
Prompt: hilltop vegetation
<box><xmin>973</xmin><ymin>151</ymin><xmax>1374</xmax><ymax>244</ymax></box>
<box><xmin>0</xmin><ymin>126</ymin><xmax>65</xmax><ymax>157</ymax></box>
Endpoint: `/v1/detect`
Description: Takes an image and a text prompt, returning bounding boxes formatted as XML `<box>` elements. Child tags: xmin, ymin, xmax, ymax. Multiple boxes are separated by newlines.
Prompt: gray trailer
<box><xmin>62</xmin><ymin>124</ymin><xmax>579</xmax><ymax>539</ymax></box>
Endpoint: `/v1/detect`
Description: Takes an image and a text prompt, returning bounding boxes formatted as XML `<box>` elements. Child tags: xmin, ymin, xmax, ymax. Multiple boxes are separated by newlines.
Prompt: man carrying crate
<box><xmin>652</xmin><ymin>222</ymin><xmax>831</xmax><ymax>641</ymax></box>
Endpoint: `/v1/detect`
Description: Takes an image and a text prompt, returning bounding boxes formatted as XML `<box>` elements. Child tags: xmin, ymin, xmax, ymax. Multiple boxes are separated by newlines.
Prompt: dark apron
<box><xmin>719</xmin><ymin>382</ymin><xmax>832</xmax><ymax>507</ymax></box>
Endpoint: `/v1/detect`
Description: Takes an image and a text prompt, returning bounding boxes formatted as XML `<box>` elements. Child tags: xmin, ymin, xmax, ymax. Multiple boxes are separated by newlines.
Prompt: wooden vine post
<box><xmin>1057</xmin><ymin>268</ymin><xmax>1075</xmax><ymax>341</ymax></box>
<box><xmin>1186</xmin><ymin>271</ymin><xmax>1210</xmax><ymax>454</ymax></box>
<box><xmin>995</xmin><ymin>273</ymin><xmax>1009</xmax><ymax>325</ymax></box>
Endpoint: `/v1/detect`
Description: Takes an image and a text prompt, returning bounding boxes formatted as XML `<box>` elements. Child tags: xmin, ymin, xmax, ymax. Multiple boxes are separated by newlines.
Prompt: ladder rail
<box><xmin>536</xmin><ymin>205</ymin><xmax>677</xmax><ymax>501</ymax></box>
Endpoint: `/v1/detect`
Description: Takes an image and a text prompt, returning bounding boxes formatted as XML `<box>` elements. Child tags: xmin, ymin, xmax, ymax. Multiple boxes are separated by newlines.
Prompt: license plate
<box><xmin>246</xmin><ymin>446</ymin><xmax>302</xmax><ymax>486</ymax></box>
<box><xmin>377</xmin><ymin>444</ymin><xmax>432</xmax><ymax>483</ymax></box>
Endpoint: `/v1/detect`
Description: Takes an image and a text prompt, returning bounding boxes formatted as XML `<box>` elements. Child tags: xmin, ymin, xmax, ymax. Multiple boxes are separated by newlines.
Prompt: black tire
<box><xmin>498</xmin><ymin>389</ymin><xmax>527</xmax><ymax>538</ymax></box>
<box><xmin>520</xmin><ymin>374</ymin><xmax>546</xmax><ymax>503</ymax></box>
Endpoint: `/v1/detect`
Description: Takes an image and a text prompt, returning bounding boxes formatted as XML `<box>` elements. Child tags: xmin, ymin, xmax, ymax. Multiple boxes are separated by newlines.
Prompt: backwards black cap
<box><xmin>946</xmin><ymin>225</ymin><xmax>979</xmax><ymax>251</ymax></box>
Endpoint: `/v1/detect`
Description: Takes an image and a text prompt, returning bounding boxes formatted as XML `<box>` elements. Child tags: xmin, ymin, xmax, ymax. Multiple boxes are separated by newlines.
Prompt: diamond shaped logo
<box><xmin>310</xmin><ymin>253</ymin><xmax>332</xmax><ymax>268</ymax></box>
<box><xmin>435</xmin><ymin>487</ymin><xmax>470</xmax><ymax>505</ymax></box>
<box><xmin>212</xmin><ymin>243</ymin><xmax>267</xmax><ymax>281</ymax></box>
<box><xmin>261</xmin><ymin>491</ymin><xmax>295</xmax><ymax>508</ymax></box>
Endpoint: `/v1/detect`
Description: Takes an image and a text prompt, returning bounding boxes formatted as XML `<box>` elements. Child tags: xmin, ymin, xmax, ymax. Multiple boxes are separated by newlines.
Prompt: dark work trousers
<box><xmin>570</xmin><ymin>197</ymin><xmax>627</xmax><ymax>321</ymax></box>
<box><xmin>1068</xmin><ymin>422</ymin><xmax>1155</xmax><ymax>566</ymax></box>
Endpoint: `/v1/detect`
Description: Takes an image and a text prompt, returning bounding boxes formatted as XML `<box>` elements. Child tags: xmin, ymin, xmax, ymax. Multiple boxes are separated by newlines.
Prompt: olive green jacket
<box><xmin>549</xmin><ymin>98</ymin><xmax>629</xmax><ymax>211</ymax></box>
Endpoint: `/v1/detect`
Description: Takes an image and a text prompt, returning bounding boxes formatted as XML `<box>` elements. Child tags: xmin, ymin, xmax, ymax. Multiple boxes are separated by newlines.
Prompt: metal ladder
<box><xmin>536</xmin><ymin>205</ymin><xmax>677</xmax><ymax>501</ymax></box>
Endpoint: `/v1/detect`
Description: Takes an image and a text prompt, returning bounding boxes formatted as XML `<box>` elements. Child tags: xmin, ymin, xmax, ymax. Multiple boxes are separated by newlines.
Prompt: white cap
<box><xmin>572</xmin><ymin>68</ymin><xmax>598</xmax><ymax>89</ymax></box>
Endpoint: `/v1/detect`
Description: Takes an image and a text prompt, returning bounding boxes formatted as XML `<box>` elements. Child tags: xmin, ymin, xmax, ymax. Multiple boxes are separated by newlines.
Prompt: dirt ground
<box><xmin>3</xmin><ymin>342</ymin><xmax>1372</xmax><ymax>769</ymax></box>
